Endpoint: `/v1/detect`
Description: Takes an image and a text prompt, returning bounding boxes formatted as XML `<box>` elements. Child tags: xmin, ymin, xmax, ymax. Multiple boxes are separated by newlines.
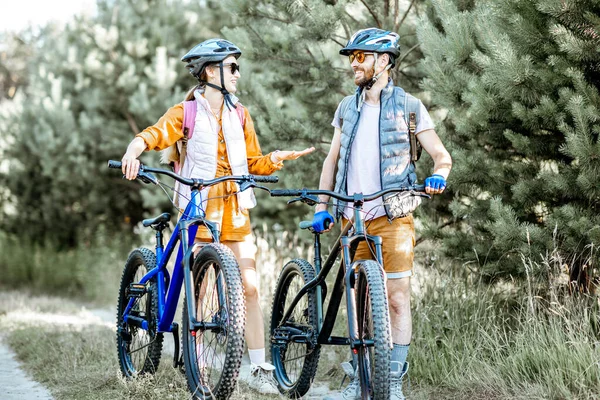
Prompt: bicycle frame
<box><xmin>121</xmin><ymin>187</ymin><xmax>221</xmax><ymax>334</ymax></box>
<box><xmin>273</xmin><ymin>205</ymin><xmax>384</xmax><ymax>350</ymax></box>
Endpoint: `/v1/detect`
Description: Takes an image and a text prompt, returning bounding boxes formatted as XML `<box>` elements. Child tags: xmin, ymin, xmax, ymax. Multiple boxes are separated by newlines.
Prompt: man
<box><xmin>314</xmin><ymin>28</ymin><xmax>452</xmax><ymax>400</ymax></box>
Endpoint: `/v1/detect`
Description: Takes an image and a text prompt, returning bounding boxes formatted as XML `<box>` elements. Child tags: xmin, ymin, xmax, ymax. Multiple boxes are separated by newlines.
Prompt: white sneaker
<box><xmin>324</xmin><ymin>361</ymin><xmax>360</xmax><ymax>400</ymax></box>
<box><xmin>248</xmin><ymin>363</ymin><xmax>279</xmax><ymax>395</ymax></box>
<box><xmin>390</xmin><ymin>361</ymin><xmax>409</xmax><ymax>400</ymax></box>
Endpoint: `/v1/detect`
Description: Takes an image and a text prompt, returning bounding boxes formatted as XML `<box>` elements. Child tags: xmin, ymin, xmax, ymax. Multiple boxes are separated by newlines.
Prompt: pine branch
<box><xmin>397</xmin><ymin>43</ymin><xmax>420</xmax><ymax>65</ymax></box>
<box><xmin>253</xmin><ymin>11</ymin><xmax>301</xmax><ymax>27</ymax></box>
<box><xmin>330</xmin><ymin>37</ymin><xmax>346</xmax><ymax>47</ymax></box>
<box><xmin>398</xmin><ymin>60</ymin><xmax>420</xmax><ymax>71</ymax></box>
<box><xmin>339</xmin><ymin>19</ymin><xmax>353</xmax><ymax>50</ymax></box>
<box><xmin>125</xmin><ymin>112</ymin><xmax>140</xmax><ymax>135</ymax></box>
<box><xmin>359</xmin><ymin>0</ymin><xmax>382</xmax><ymax>27</ymax></box>
<box><xmin>415</xmin><ymin>220</ymin><xmax>456</xmax><ymax>246</ymax></box>
<box><xmin>245</xmin><ymin>23</ymin><xmax>271</xmax><ymax>50</ymax></box>
<box><xmin>305</xmin><ymin>45</ymin><xmax>318</xmax><ymax>64</ymax></box>
<box><xmin>395</xmin><ymin>0</ymin><xmax>417</xmax><ymax>33</ymax></box>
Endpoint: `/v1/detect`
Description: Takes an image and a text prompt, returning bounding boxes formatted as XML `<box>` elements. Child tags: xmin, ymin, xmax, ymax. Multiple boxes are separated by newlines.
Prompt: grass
<box><xmin>409</xmin><ymin>258</ymin><xmax>600</xmax><ymax>400</ymax></box>
<box><xmin>0</xmin><ymin>290</ymin><xmax>292</xmax><ymax>400</ymax></box>
<box><xmin>2</xmin><ymin>229</ymin><xmax>600</xmax><ymax>399</ymax></box>
<box><xmin>0</xmin><ymin>231</ymin><xmax>130</xmax><ymax>305</ymax></box>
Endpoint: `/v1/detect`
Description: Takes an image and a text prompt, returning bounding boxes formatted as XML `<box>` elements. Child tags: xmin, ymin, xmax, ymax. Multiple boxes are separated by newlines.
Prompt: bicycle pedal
<box><xmin>126</xmin><ymin>283</ymin><xmax>147</xmax><ymax>298</ymax></box>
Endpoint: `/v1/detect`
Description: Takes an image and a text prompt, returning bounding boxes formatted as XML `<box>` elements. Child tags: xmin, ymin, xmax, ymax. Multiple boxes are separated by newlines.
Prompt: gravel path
<box><xmin>88</xmin><ymin>308</ymin><xmax>337</xmax><ymax>399</ymax></box>
<box><xmin>0</xmin><ymin>337</ymin><xmax>53</xmax><ymax>400</ymax></box>
<box><xmin>0</xmin><ymin>302</ymin><xmax>338</xmax><ymax>400</ymax></box>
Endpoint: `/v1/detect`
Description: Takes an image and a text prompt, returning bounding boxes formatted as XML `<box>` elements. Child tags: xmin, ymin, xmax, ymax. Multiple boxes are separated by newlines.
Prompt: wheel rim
<box><xmin>272</xmin><ymin>269</ymin><xmax>312</xmax><ymax>389</ymax></box>
<box><xmin>189</xmin><ymin>259</ymin><xmax>229</xmax><ymax>396</ymax></box>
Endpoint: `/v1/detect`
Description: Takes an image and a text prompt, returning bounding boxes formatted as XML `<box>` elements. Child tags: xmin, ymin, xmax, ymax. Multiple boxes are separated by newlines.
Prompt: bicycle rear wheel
<box><xmin>270</xmin><ymin>259</ymin><xmax>320</xmax><ymax>398</ymax></box>
<box><xmin>116</xmin><ymin>248</ymin><xmax>164</xmax><ymax>377</ymax></box>
<box><xmin>355</xmin><ymin>260</ymin><xmax>391</xmax><ymax>399</ymax></box>
<box><xmin>182</xmin><ymin>243</ymin><xmax>245</xmax><ymax>400</ymax></box>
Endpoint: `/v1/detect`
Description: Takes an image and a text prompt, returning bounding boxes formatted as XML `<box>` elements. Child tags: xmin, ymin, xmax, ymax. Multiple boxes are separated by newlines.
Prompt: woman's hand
<box><xmin>121</xmin><ymin>152</ymin><xmax>141</xmax><ymax>180</ymax></box>
<box><xmin>271</xmin><ymin>147</ymin><xmax>315</xmax><ymax>163</ymax></box>
<box><xmin>121</xmin><ymin>137</ymin><xmax>147</xmax><ymax>180</ymax></box>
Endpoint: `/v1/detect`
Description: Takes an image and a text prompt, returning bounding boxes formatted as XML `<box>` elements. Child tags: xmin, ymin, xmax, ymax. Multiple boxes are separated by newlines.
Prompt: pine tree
<box><xmin>0</xmin><ymin>0</ymin><xmax>229</xmax><ymax>247</ymax></box>
<box><xmin>0</xmin><ymin>31</ymin><xmax>33</xmax><ymax>101</ymax></box>
<box><xmin>418</xmin><ymin>0</ymin><xmax>600</xmax><ymax>286</ymax></box>
<box><xmin>223</xmin><ymin>0</ymin><xmax>428</xmax><ymax>225</ymax></box>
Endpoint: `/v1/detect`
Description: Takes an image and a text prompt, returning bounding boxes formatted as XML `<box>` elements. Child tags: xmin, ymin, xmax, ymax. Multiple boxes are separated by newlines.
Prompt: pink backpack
<box><xmin>172</xmin><ymin>100</ymin><xmax>246</xmax><ymax>173</ymax></box>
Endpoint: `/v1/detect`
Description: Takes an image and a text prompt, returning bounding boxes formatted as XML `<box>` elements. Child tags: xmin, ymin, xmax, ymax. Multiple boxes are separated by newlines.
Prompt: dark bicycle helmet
<box><xmin>182</xmin><ymin>39</ymin><xmax>242</xmax><ymax>110</ymax></box>
<box><xmin>340</xmin><ymin>28</ymin><xmax>400</xmax><ymax>68</ymax></box>
<box><xmin>182</xmin><ymin>38</ymin><xmax>242</xmax><ymax>79</ymax></box>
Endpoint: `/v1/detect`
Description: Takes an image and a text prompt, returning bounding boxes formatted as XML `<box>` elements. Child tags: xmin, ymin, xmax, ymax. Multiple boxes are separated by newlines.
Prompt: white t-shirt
<box><xmin>332</xmin><ymin>98</ymin><xmax>435</xmax><ymax>220</ymax></box>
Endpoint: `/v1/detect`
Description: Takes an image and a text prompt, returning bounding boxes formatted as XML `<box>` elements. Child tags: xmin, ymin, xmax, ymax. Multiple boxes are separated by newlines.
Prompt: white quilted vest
<box><xmin>176</xmin><ymin>89</ymin><xmax>256</xmax><ymax>212</ymax></box>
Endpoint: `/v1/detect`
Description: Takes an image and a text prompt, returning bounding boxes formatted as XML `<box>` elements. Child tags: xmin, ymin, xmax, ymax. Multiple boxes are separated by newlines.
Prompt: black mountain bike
<box><xmin>269</xmin><ymin>186</ymin><xmax>427</xmax><ymax>400</ymax></box>
<box><xmin>108</xmin><ymin>160</ymin><xmax>276</xmax><ymax>399</ymax></box>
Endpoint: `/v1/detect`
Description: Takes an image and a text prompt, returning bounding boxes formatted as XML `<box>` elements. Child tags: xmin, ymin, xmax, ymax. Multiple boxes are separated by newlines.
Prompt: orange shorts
<box><xmin>343</xmin><ymin>215</ymin><xmax>415</xmax><ymax>279</ymax></box>
<box><xmin>195</xmin><ymin>181</ymin><xmax>252</xmax><ymax>243</ymax></box>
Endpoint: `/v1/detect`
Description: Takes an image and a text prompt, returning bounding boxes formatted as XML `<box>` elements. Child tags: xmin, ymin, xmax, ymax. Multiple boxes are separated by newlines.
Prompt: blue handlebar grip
<box><xmin>108</xmin><ymin>160</ymin><xmax>122</xmax><ymax>169</ymax></box>
<box><xmin>254</xmin><ymin>175</ymin><xmax>279</xmax><ymax>183</ymax></box>
<box><xmin>299</xmin><ymin>221</ymin><xmax>313</xmax><ymax>230</ymax></box>
<box><xmin>270</xmin><ymin>189</ymin><xmax>300</xmax><ymax>197</ymax></box>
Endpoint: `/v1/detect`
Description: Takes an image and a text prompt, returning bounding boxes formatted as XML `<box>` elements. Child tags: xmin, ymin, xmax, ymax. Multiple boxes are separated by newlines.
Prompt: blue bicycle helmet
<box><xmin>340</xmin><ymin>28</ymin><xmax>400</xmax><ymax>67</ymax></box>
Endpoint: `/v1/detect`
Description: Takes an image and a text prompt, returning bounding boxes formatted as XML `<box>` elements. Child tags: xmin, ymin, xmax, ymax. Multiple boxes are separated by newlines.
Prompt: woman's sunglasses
<box><xmin>219</xmin><ymin>62</ymin><xmax>240</xmax><ymax>74</ymax></box>
<box><xmin>348</xmin><ymin>51</ymin><xmax>373</xmax><ymax>64</ymax></box>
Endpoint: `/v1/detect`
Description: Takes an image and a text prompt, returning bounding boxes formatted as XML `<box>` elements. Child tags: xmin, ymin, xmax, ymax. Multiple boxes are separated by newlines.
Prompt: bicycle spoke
<box><xmin>117</xmin><ymin>249</ymin><xmax>163</xmax><ymax>378</ymax></box>
<box><xmin>270</xmin><ymin>260</ymin><xmax>320</xmax><ymax>397</ymax></box>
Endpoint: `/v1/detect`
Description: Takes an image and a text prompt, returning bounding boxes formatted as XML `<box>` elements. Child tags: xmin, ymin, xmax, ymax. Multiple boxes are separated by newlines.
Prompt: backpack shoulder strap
<box><xmin>402</xmin><ymin>91</ymin><xmax>422</xmax><ymax>162</ymax></box>
<box><xmin>183</xmin><ymin>100</ymin><xmax>197</xmax><ymax>140</ymax></box>
<box><xmin>235</xmin><ymin>103</ymin><xmax>246</xmax><ymax>127</ymax></box>
<box><xmin>173</xmin><ymin>100</ymin><xmax>197</xmax><ymax>175</ymax></box>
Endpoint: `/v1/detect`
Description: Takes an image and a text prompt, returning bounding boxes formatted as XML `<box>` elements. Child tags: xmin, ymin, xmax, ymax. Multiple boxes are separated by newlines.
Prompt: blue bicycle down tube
<box><xmin>157</xmin><ymin>192</ymin><xmax>201</xmax><ymax>332</ymax></box>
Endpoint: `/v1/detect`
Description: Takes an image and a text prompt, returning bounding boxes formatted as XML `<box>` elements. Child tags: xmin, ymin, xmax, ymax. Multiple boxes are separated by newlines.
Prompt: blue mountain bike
<box><xmin>108</xmin><ymin>160</ymin><xmax>277</xmax><ymax>400</ymax></box>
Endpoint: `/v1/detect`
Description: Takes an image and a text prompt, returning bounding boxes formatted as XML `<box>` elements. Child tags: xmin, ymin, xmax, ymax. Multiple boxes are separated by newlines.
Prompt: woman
<box><xmin>120</xmin><ymin>38</ymin><xmax>314</xmax><ymax>394</ymax></box>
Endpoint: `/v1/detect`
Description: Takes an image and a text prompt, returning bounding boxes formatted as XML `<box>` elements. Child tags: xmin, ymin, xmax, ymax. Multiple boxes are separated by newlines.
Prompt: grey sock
<box><xmin>392</xmin><ymin>343</ymin><xmax>410</xmax><ymax>366</ymax></box>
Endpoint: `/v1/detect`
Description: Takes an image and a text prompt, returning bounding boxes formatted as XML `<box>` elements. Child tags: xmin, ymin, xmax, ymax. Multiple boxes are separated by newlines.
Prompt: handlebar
<box><xmin>270</xmin><ymin>185</ymin><xmax>428</xmax><ymax>204</ymax></box>
<box><xmin>108</xmin><ymin>160</ymin><xmax>278</xmax><ymax>188</ymax></box>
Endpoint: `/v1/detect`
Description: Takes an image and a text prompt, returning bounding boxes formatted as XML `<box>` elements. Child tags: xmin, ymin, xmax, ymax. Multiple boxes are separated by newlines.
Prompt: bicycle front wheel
<box><xmin>116</xmin><ymin>248</ymin><xmax>164</xmax><ymax>377</ymax></box>
<box><xmin>355</xmin><ymin>260</ymin><xmax>392</xmax><ymax>399</ymax></box>
<box><xmin>182</xmin><ymin>243</ymin><xmax>246</xmax><ymax>400</ymax></box>
<box><xmin>270</xmin><ymin>259</ymin><xmax>320</xmax><ymax>398</ymax></box>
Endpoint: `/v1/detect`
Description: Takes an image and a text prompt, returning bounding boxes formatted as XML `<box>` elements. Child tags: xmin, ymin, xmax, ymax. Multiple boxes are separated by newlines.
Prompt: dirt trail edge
<box><xmin>0</xmin><ymin>336</ymin><xmax>53</xmax><ymax>400</ymax></box>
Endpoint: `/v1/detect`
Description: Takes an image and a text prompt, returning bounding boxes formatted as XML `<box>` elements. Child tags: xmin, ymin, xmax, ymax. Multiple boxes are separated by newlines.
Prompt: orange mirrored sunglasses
<box><xmin>348</xmin><ymin>51</ymin><xmax>373</xmax><ymax>64</ymax></box>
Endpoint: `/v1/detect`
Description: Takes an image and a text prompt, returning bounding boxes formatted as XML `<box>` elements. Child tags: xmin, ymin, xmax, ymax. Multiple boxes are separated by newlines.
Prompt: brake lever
<box><xmin>287</xmin><ymin>194</ymin><xmax>319</xmax><ymax>206</ymax></box>
<box><xmin>239</xmin><ymin>181</ymin><xmax>252</xmax><ymax>192</ymax></box>
<box><xmin>137</xmin><ymin>170</ymin><xmax>158</xmax><ymax>185</ymax></box>
<box><xmin>413</xmin><ymin>190</ymin><xmax>431</xmax><ymax>199</ymax></box>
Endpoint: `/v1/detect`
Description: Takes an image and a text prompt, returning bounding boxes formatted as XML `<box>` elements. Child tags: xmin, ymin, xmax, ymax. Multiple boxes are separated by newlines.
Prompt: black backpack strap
<box><xmin>403</xmin><ymin>92</ymin><xmax>422</xmax><ymax>162</ymax></box>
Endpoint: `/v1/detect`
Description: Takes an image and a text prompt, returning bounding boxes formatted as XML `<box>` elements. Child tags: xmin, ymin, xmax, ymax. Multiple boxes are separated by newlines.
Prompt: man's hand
<box><xmin>424</xmin><ymin>174</ymin><xmax>446</xmax><ymax>195</ymax></box>
<box><xmin>121</xmin><ymin>152</ymin><xmax>141</xmax><ymax>180</ymax></box>
<box><xmin>271</xmin><ymin>147</ymin><xmax>315</xmax><ymax>163</ymax></box>
<box><xmin>312</xmin><ymin>210</ymin><xmax>335</xmax><ymax>233</ymax></box>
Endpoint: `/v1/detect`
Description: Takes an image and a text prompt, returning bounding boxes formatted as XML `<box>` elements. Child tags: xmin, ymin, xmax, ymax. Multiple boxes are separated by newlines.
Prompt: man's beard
<box><xmin>354</xmin><ymin>67</ymin><xmax>374</xmax><ymax>89</ymax></box>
